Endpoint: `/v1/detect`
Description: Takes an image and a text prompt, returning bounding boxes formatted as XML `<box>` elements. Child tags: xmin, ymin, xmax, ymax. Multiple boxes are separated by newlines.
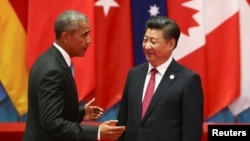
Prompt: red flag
<box><xmin>167</xmin><ymin>0</ymin><xmax>240</xmax><ymax>119</ymax></box>
<box><xmin>94</xmin><ymin>0</ymin><xmax>134</xmax><ymax>109</ymax></box>
<box><xmin>27</xmin><ymin>0</ymin><xmax>96</xmax><ymax>101</ymax></box>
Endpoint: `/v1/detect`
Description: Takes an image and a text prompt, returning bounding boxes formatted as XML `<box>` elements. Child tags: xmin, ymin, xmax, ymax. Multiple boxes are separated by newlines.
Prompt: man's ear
<box><xmin>168</xmin><ymin>38</ymin><xmax>176</xmax><ymax>50</ymax></box>
<box><xmin>61</xmin><ymin>31</ymin><xmax>69</xmax><ymax>43</ymax></box>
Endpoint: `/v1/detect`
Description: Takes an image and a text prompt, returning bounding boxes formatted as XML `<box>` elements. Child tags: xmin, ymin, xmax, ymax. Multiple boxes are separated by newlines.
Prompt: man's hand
<box><xmin>83</xmin><ymin>98</ymin><xmax>104</xmax><ymax>120</ymax></box>
<box><xmin>99</xmin><ymin>120</ymin><xmax>125</xmax><ymax>141</ymax></box>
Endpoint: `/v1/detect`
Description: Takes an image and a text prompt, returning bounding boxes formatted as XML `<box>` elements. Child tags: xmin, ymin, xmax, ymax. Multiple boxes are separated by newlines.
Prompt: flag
<box><xmin>94</xmin><ymin>0</ymin><xmax>134</xmax><ymax>109</ymax></box>
<box><xmin>167</xmin><ymin>0</ymin><xmax>241</xmax><ymax>119</ymax></box>
<box><xmin>228</xmin><ymin>0</ymin><xmax>250</xmax><ymax>116</ymax></box>
<box><xmin>27</xmin><ymin>0</ymin><xmax>96</xmax><ymax>103</ymax></box>
<box><xmin>0</xmin><ymin>0</ymin><xmax>29</xmax><ymax>115</ymax></box>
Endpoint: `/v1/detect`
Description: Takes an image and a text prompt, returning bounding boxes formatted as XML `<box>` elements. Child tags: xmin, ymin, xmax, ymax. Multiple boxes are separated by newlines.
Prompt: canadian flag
<box><xmin>168</xmin><ymin>0</ymin><xmax>250</xmax><ymax>119</ymax></box>
<box><xmin>228</xmin><ymin>0</ymin><xmax>250</xmax><ymax>116</ymax></box>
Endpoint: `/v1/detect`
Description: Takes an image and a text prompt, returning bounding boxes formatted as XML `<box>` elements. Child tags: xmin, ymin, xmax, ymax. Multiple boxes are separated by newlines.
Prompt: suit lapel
<box><xmin>136</xmin><ymin>64</ymin><xmax>149</xmax><ymax>121</ymax></box>
<box><xmin>49</xmin><ymin>46</ymin><xmax>78</xmax><ymax>96</ymax></box>
<box><xmin>141</xmin><ymin>60</ymin><xmax>180</xmax><ymax>121</ymax></box>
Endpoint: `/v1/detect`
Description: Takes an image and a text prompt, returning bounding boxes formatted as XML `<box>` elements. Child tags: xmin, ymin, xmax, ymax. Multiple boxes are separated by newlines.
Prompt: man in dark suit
<box><xmin>117</xmin><ymin>16</ymin><xmax>204</xmax><ymax>141</ymax></box>
<box><xmin>22</xmin><ymin>10</ymin><xmax>125</xmax><ymax>141</ymax></box>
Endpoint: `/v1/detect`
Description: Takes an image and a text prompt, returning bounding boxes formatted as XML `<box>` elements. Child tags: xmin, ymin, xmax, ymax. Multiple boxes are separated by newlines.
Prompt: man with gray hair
<box><xmin>23</xmin><ymin>10</ymin><xmax>125</xmax><ymax>141</ymax></box>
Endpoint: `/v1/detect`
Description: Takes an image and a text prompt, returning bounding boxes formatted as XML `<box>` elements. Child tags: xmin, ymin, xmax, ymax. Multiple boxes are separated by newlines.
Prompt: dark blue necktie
<box><xmin>70</xmin><ymin>62</ymin><xmax>74</xmax><ymax>77</ymax></box>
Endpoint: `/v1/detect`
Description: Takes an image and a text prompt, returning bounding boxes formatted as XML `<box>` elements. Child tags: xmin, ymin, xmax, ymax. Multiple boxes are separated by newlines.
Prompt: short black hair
<box><xmin>146</xmin><ymin>16</ymin><xmax>181</xmax><ymax>48</ymax></box>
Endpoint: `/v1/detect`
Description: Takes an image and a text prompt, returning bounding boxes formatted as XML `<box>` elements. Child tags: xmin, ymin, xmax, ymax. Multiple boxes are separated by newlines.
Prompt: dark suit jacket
<box><xmin>117</xmin><ymin>59</ymin><xmax>204</xmax><ymax>141</ymax></box>
<box><xmin>22</xmin><ymin>46</ymin><xmax>98</xmax><ymax>141</ymax></box>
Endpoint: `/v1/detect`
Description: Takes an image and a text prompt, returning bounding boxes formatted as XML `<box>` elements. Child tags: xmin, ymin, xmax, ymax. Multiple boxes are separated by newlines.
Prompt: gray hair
<box><xmin>54</xmin><ymin>10</ymin><xmax>88</xmax><ymax>39</ymax></box>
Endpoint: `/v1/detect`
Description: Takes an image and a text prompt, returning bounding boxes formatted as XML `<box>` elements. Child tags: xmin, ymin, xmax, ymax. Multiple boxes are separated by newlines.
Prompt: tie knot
<box><xmin>150</xmin><ymin>68</ymin><xmax>158</xmax><ymax>76</ymax></box>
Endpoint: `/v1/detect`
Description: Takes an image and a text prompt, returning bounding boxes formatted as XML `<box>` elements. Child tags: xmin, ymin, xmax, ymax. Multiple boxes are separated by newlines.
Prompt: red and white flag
<box><xmin>168</xmin><ymin>0</ymin><xmax>246</xmax><ymax>119</ymax></box>
<box><xmin>228</xmin><ymin>0</ymin><xmax>250</xmax><ymax>116</ymax></box>
<box><xmin>94</xmin><ymin>0</ymin><xmax>134</xmax><ymax>109</ymax></box>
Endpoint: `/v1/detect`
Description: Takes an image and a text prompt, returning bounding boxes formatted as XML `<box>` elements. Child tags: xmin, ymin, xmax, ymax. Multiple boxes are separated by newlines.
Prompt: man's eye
<box><xmin>151</xmin><ymin>41</ymin><xmax>156</xmax><ymax>45</ymax></box>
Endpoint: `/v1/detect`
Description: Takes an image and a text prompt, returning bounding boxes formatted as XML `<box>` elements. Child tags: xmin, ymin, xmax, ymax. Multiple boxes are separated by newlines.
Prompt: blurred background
<box><xmin>1</xmin><ymin>0</ymin><xmax>250</xmax><ymax>124</ymax></box>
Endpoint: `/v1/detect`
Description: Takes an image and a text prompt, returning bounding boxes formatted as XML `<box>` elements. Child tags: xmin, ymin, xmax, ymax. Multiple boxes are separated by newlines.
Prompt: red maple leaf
<box><xmin>167</xmin><ymin>0</ymin><xmax>199</xmax><ymax>36</ymax></box>
<box><xmin>247</xmin><ymin>0</ymin><xmax>250</xmax><ymax>6</ymax></box>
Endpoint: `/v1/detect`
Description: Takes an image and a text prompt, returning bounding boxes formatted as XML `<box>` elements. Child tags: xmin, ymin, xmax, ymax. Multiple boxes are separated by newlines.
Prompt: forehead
<box><xmin>144</xmin><ymin>28</ymin><xmax>163</xmax><ymax>39</ymax></box>
<box><xmin>79</xmin><ymin>21</ymin><xmax>90</xmax><ymax>28</ymax></box>
<box><xmin>78</xmin><ymin>21</ymin><xmax>91</xmax><ymax>32</ymax></box>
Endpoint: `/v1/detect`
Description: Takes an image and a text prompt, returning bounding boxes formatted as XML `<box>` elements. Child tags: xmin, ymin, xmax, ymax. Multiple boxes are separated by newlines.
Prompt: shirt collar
<box><xmin>148</xmin><ymin>56</ymin><xmax>173</xmax><ymax>75</ymax></box>
<box><xmin>53</xmin><ymin>42</ymin><xmax>71</xmax><ymax>67</ymax></box>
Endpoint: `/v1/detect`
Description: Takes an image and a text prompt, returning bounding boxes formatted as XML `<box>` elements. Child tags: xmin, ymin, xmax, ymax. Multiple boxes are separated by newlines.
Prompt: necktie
<box><xmin>141</xmin><ymin>68</ymin><xmax>158</xmax><ymax>119</ymax></box>
<box><xmin>70</xmin><ymin>62</ymin><xmax>74</xmax><ymax>77</ymax></box>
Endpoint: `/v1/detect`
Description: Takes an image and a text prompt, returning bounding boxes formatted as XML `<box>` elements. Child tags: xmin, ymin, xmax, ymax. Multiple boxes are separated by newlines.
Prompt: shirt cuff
<box><xmin>97</xmin><ymin>126</ymin><xmax>100</xmax><ymax>140</ymax></box>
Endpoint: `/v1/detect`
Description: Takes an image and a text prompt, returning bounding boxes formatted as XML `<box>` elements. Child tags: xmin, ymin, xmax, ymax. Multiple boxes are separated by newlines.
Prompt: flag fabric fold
<box><xmin>0</xmin><ymin>0</ymin><xmax>29</xmax><ymax>115</ymax></box>
<box><xmin>94</xmin><ymin>0</ymin><xmax>134</xmax><ymax>109</ymax></box>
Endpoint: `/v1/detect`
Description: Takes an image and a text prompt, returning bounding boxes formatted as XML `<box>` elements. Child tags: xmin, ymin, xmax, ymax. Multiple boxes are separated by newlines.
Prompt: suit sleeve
<box><xmin>38</xmin><ymin>69</ymin><xmax>98</xmax><ymax>141</ymax></box>
<box><xmin>117</xmin><ymin>71</ymin><xmax>130</xmax><ymax>141</ymax></box>
<box><xmin>181</xmin><ymin>74</ymin><xmax>204</xmax><ymax>141</ymax></box>
<box><xmin>77</xmin><ymin>106</ymin><xmax>85</xmax><ymax>123</ymax></box>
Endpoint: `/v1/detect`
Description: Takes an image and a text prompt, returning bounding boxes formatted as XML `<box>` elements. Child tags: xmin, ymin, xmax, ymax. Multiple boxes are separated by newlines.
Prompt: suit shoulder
<box><xmin>125</xmin><ymin>62</ymin><xmax>148</xmax><ymax>79</ymax></box>
<box><xmin>175</xmin><ymin>62</ymin><xmax>200</xmax><ymax>77</ymax></box>
<box><xmin>129</xmin><ymin>62</ymin><xmax>147</xmax><ymax>72</ymax></box>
